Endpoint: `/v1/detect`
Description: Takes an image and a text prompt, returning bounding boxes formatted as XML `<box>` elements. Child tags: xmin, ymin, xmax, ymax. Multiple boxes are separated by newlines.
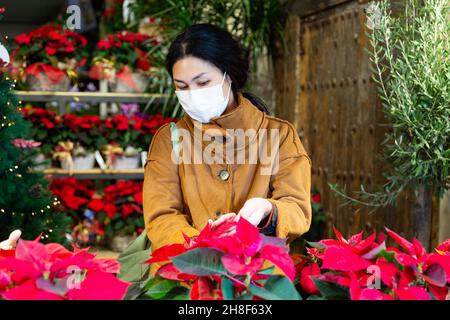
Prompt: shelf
<box><xmin>14</xmin><ymin>91</ymin><xmax>171</xmax><ymax>114</ymax></box>
<box><xmin>43</xmin><ymin>168</ymin><xmax>144</xmax><ymax>180</ymax></box>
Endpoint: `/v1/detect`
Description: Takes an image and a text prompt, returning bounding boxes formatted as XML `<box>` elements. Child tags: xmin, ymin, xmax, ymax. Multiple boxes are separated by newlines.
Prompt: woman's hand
<box><xmin>0</xmin><ymin>230</ymin><xmax>22</xmax><ymax>250</ymax></box>
<box><xmin>209</xmin><ymin>213</ymin><xmax>236</xmax><ymax>230</ymax></box>
<box><xmin>236</xmin><ymin>197</ymin><xmax>273</xmax><ymax>227</ymax></box>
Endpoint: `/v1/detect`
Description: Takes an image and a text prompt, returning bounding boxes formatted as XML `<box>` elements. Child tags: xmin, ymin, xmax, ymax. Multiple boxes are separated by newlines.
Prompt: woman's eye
<box><xmin>199</xmin><ymin>81</ymin><xmax>210</xmax><ymax>86</ymax></box>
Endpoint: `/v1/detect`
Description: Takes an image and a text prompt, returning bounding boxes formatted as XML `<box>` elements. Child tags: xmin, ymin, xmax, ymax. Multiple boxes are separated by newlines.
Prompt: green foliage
<box><xmin>0</xmin><ymin>76</ymin><xmax>71</xmax><ymax>245</ymax></box>
<box><xmin>310</xmin><ymin>278</ymin><xmax>350</xmax><ymax>300</ymax></box>
<box><xmin>172</xmin><ymin>248</ymin><xmax>228</xmax><ymax>276</ymax></box>
<box><xmin>331</xmin><ymin>0</ymin><xmax>450</xmax><ymax>209</ymax></box>
<box><xmin>249</xmin><ymin>276</ymin><xmax>302</xmax><ymax>300</ymax></box>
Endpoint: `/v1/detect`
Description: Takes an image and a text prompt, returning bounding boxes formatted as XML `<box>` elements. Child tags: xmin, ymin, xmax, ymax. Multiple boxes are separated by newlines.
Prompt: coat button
<box><xmin>218</xmin><ymin>169</ymin><xmax>230</xmax><ymax>181</ymax></box>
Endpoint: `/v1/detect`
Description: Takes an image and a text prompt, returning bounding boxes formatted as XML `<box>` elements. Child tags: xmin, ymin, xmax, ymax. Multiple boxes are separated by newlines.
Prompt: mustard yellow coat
<box><xmin>143</xmin><ymin>93</ymin><xmax>312</xmax><ymax>256</ymax></box>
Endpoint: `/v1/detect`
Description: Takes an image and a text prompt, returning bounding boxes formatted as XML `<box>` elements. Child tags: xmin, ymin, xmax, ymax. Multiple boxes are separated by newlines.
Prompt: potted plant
<box><xmin>87</xmin><ymin>180</ymin><xmax>144</xmax><ymax>252</ymax></box>
<box><xmin>135</xmin><ymin>217</ymin><xmax>300</xmax><ymax>300</ymax></box>
<box><xmin>90</xmin><ymin>31</ymin><xmax>158</xmax><ymax>93</ymax></box>
<box><xmin>20</xmin><ymin>107</ymin><xmax>62</xmax><ymax>168</ymax></box>
<box><xmin>330</xmin><ymin>0</ymin><xmax>450</xmax><ymax>250</ymax></box>
<box><xmin>294</xmin><ymin>227</ymin><xmax>450</xmax><ymax>300</ymax></box>
<box><xmin>112</xmin><ymin>145</ymin><xmax>141</xmax><ymax>170</ymax></box>
<box><xmin>10</xmin><ymin>24</ymin><xmax>88</xmax><ymax>91</ymax></box>
<box><xmin>52</xmin><ymin>141</ymin><xmax>97</xmax><ymax>171</ymax></box>
<box><xmin>71</xmin><ymin>144</ymin><xmax>96</xmax><ymax>170</ymax></box>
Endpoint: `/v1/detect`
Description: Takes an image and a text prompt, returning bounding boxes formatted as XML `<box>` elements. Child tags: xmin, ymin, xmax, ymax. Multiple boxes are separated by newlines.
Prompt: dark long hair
<box><xmin>165</xmin><ymin>23</ymin><xmax>270</xmax><ymax>115</ymax></box>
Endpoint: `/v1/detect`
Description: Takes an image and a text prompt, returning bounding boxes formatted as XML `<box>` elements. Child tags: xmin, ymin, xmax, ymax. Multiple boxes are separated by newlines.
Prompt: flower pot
<box><xmin>110</xmin><ymin>234</ymin><xmax>134</xmax><ymax>252</ymax></box>
<box><xmin>26</xmin><ymin>72</ymin><xmax>71</xmax><ymax>91</ymax></box>
<box><xmin>61</xmin><ymin>153</ymin><xmax>95</xmax><ymax>171</ymax></box>
<box><xmin>108</xmin><ymin>70</ymin><xmax>150</xmax><ymax>93</ymax></box>
<box><xmin>141</xmin><ymin>151</ymin><xmax>147</xmax><ymax>168</ymax></box>
<box><xmin>112</xmin><ymin>154</ymin><xmax>140</xmax><ymax>169</ymax></box>
<box><xmin>33</xmin><ymin>153</ymin><xmax>50</xmax><ymax>170</ymax></box>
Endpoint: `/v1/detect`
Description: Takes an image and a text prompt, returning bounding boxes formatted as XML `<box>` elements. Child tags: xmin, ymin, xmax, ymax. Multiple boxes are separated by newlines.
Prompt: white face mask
<box><xmin>175</xmin><ymin>72</ymin><xmax>232</xmax><ymax>123</ymax></box>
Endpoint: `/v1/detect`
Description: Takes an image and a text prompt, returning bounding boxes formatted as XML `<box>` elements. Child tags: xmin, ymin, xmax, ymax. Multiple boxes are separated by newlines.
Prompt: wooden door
<box><xmin>273</xmin><ymin>0</ymin><xmax>441</xmax><ymax>243</ymax></box>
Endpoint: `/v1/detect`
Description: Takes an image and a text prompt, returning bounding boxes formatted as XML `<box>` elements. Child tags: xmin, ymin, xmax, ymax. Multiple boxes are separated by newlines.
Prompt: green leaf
<box><xmin>378</xmin><ymin>249</ymin><xmax>396</xmax><ymax>263</ymax></box>
<box><xmin>144</xmin><ymin>278</ymin><xmax>179</xmax><ymax>300</ymax></box>
<box><xmin>306</xmin><ymin>295</ymin><xmax>327</xmax><ymax>300</ymax></box>
<box><xmin>221</xmin><ymin>277</ymin><xmax>234</xmax><ymax>300</ymax></box>
<box><xmin>171</xmin><ymin>248</ymin><xmax>227</xmax><ymax>276</ymax></box>
<box><xmin>305</xmin><ymin>240</ymin><xmax>326</xmax><ymax>250</ymax></box>
<box><xmin>249</xmin><ymin>276</ymin><xmax>301</xmax><ymax>300</ymax></box>
<box><xmin>311</xmin><ymin>278</ymin><xmax>350</xmax><ymax>300</ymax></box>
<box><xmin>165</xmin><ymin>286</ymin><xmax>190</xmax><ymax>300</ymax></box>
<box><xmin>258</xmin><ymin>266</ymin><xmax>275</xmax><ymax>275</ymax></box>
<box><xmin>235</xmin><ymin>292</ymin><xmax>254</xmax><ymax>300</ymax></box>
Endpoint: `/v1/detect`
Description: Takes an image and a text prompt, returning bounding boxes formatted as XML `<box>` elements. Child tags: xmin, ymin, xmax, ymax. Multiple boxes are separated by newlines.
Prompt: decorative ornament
<box><xmin>29</xmin><ymin>183</ymin><xmax>43</xmax><ymax>198</ymax></box>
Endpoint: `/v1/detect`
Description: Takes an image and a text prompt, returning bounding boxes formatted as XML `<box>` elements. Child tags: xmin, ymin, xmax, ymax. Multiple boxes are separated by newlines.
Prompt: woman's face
<box><xmin>172</xmin><ymin>56</ymin><xmax>231</xmax><ymax>99</ymax></box>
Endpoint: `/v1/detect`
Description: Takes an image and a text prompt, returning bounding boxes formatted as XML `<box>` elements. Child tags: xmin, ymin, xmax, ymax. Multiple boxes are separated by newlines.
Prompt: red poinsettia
<box><xmin>145</xmin><ymin>218</ymin><xmax>299</xmax><ymax>300</ymax></box>
<box><xmin>21</xmin><ymin>107</ymin><xmax>61</xmax><ymax>129</ymax></box>
<box><xmin>296</xmin><ymin>226</ymin><xmax>450</xmax><ymax>300</ymax></box>
<box><xmin>91</xmin><ymin>31</ymin><xmax>158</xmax><ymax>77</ymax></box>
<box><xmin>50</xmin><ymin>178</ymin><xmax>94</xmax><ymax>211</ymax></box>
<box><xmin>0</xmin><ymin>237</ymin><xmax>129</xmax><ymax>300</ymax></box>
<box><xmin>12</xmin><ymin>24</ymin><xmax>88</xmax><ymax>85</ymax></box>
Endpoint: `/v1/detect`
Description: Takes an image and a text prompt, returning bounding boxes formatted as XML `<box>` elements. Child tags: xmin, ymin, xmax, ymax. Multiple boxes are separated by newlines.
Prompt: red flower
<box><xmin>45</xmin><ymin>46</ymin><xmax>57</xmax><ymax>56</ymax></box>
<box><xmin>312</xmin><ymin>194</ymin><xmax>321</xmax><ymax>203</ymax></box>
<box><xmin>88</xmin><ymin>199</ymin><xmax>104</xmax><ymax>213</ymax></box>
<box><xmin>300</xmin><ymin>263</ymin><xmax>321</xmax><ymax>295</ymax></box>
<box><xmin>0</xmin><ymin>238</ymin><xmax>129</xmax><ymax>300</ymax></box>
<box><xmin>103</xmin><ymin>203</ymin><xmax>117</xmax><ymax>219</ymax></box>
<box><xmin>15</xmin><ymin>34</ymin><xmax>31</xmax><ymax>45</ymax></box>
<box><xmin>137</xmin><ymin>58</ymin><xmax>150</xmax><ymax>71</ymax></box>
<box><xmin>97</xmin><ymin>40</ymin><xmax>112</xmax><ymax>50</ymax></box>
<box><xmin>121</xmin><ymin>203</ymin><xmax>135</xmax><ymax>219</ymax></box>
<box><xmin>133</xmin><ymin>191</ymin><xmax>143</xmax><ymax>205</ymax></box>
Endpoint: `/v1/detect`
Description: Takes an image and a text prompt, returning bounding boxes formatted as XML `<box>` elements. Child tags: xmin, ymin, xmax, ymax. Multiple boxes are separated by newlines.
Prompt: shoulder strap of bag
<box><xmin>169</xmin><ymin>122</ymin><xmax>180</xmax><ymax>163</ymax></box>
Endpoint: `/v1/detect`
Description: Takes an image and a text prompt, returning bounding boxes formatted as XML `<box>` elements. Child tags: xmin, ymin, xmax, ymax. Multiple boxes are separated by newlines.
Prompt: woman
<box><xmin>143</xmin><ymin>23</ymin><xmax>312</xmax><ymax>272</ymax></box>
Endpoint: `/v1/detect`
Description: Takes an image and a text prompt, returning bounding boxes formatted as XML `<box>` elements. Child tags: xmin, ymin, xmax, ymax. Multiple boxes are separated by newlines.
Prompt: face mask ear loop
<box><xmin>222</xmin><ymin>72</ymin><xmax>232</xmax><ymax>100</ymax></box>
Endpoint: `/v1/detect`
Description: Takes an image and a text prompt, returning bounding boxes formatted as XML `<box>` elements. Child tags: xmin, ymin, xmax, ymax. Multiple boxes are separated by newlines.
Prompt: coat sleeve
<box><xmin>266</xmin><ymin>123</ymin><xmax>312</xmax><ymax>243</ymax></box>
<box><xmin>143</xmin><ymin>123</ymin><xmax>199</xmax><ymax>252</ymax></box>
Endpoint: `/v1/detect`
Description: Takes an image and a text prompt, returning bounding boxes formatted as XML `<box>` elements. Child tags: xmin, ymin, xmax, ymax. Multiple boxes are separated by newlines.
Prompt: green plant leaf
<box><xmin>249</xmin><ymin>276</ymin><xmax>301</xmax><ymax>300</ymax></box>
<box><xmin>144</xmin><ymin>278</ymin><xmax>179</xmax><ymax>300</ymax></box>
<box><xmin>378</xmin><ymin>249</ymin><xmax>396</xmax><ymax>264</ymax></box>
<box><xmin>311</xmin><ymin>278</ymin><xmax>350</xmax><ymax>300</ymax></box>
<box><xmin>221</xmin><ymin>277</ymin><xmax>234</xmax><ymax>300</ymax></box>
<box><xmin>171</xmin><ymin>248</ymin><xmax>227</xmax><ymax>276</ymax></box>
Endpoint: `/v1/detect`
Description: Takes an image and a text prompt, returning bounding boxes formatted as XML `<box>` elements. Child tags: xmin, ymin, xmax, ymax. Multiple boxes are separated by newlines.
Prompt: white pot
<box><xmin>141</xmin><ymin>151</ymin><xmax>147</xmax><ymax>168</ymax></box>
<box><xmin>110</xmin><ymin>234</ymin><xmax>134</xmax><ymax>252</ymax></box>
<box><xmin>61</xmin><ymin>153</ymin><xmax>95</xmax><ymax>170</ymax></box>
<box><xmin>33</xmin><ymin>153</ymin><xmax>50</xmax><ymax>170</ymax></box>
<box><xmin>26</xmin><ymin>73</ymin><xmax>71</xmax><ymax>91</ymax></box>
<box><xmin>109</xmin><ymin>71</ymin><xmax>150</xmax><ymax>93</ymax></box>
<box><xmin>112</xmin><ymin>154</ymin><xmax>140</xmax><ymax>169</ymax></box>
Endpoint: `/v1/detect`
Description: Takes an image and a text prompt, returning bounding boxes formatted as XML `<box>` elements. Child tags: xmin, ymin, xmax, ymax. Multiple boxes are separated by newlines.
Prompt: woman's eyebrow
<box><xmin>174</xmin><ymin>72</ymin><xmax>207</xmax><ymax>83</ymax></box>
